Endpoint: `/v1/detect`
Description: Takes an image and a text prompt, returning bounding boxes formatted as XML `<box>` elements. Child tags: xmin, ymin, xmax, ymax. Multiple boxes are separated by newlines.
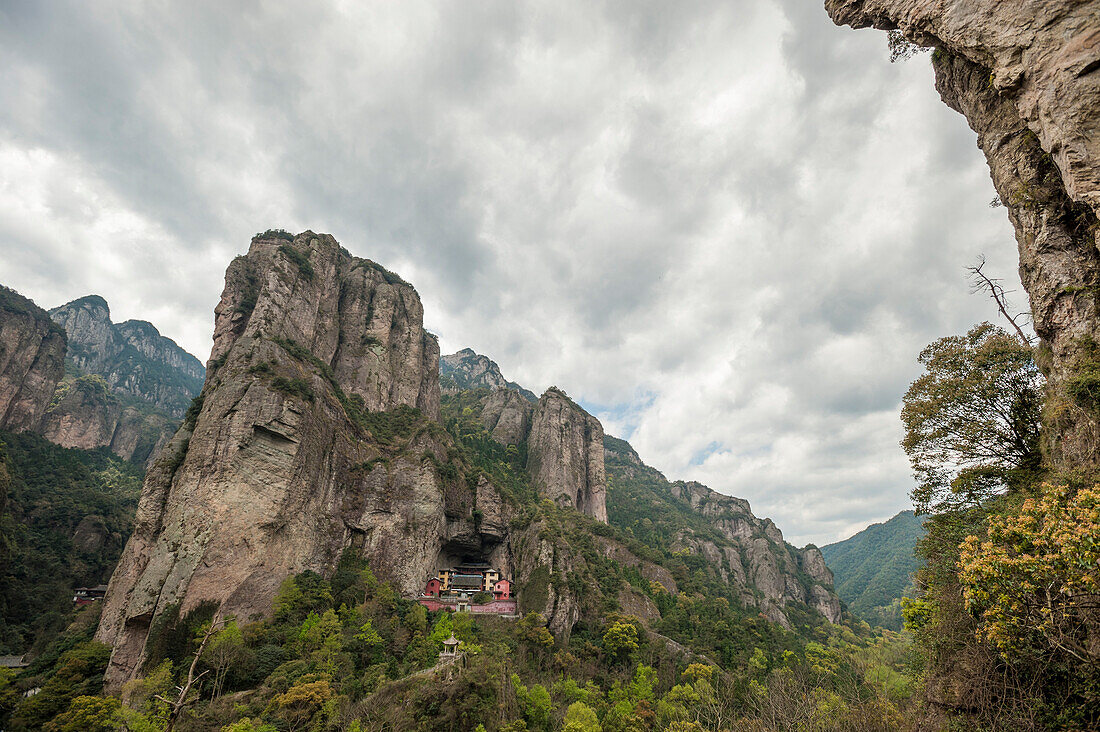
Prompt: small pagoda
<box><xmin>439</xmin><ymin>633</ymin><xmax>461</xmax><ymax>664</ymax></box>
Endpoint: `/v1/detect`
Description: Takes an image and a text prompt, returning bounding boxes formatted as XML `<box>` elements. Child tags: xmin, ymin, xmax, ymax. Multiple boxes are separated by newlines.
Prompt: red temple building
<box><xmin>416</xmin><ymin>562</ymin><xmax>517</xmax><ymax>616</ymax></box>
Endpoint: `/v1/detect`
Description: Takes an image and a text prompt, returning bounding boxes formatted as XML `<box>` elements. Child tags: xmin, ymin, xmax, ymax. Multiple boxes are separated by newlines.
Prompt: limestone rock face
<box><xmin>50</xmin><ymin>296</ymin><xmax>204</xmax><ymax>419</ymax></box>
<box><xmin>115</xmin><ymin>320</ymin><xmax>205</xmax><ymax>383</ymax></box>
<box><xmin>95</xmin><ymin>232</ymin><xmax>480</xmax><ymax>690</ymax></box>
<box><xmin>40</xmin><ymin>375</ymin><xmax>175</xmax><ymax>468</ymax></box>
<box><xmin>826</xmin><ymin>0</ymin><xmax>1100</xmax><ymax>469</ymax></box>
<box><xmin>664</xmin><ymin>474</ymin><xmax>843</xmax><ymax>625</ymax></box>
<box><xmin>440</xmin><ymin>351</ymin><xmax>605</xmax><ymax>519</ymax></box>
<box><xmin>800</xmin><ymin>546</ymin><xmax>834</xmax><ymax>586</ymax></box>
<box><xmin>479</xmin><ymin>387</ymin><xmax>535</xmax><ymax>445</ymax></box>
<box><xmin>0</xmin><ymin>286</ymin><xmax>66</xmax><ymax>432</ymax></box>
<box><xmin>440</xmin><ymin>349</ymin><xmax>537</xmax><ymax>402</ymax></box>
<box><xmin>506</xmin><ymin>522</ymin><xmax>582</xmax><ymax>637</ymax></box>
<box><xmin>526</xmin><ymin>387</ymin><xmax>608</xmax><ymax>522</ymax></box>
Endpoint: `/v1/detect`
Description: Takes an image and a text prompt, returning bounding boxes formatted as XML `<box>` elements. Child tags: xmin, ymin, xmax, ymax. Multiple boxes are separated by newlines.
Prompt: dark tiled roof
<box><xmin>451</xmin><ymin>574</ymin><xmax>484</xmax><ymax>589</ymax></box>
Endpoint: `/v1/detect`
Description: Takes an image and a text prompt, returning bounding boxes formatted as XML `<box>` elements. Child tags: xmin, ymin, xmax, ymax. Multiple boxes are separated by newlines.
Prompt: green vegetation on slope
<box><xmin>0</xmin><ymin>285</ymin><xmax>66</xmax><ymax>338</ymax></box>
<box><xmin>820</xmin><ymin>511</ymin><xmax>924</xmax><ymax>630</ymax></box>
<box><xmin>604</xmin><ymin>436</ymin><xmax>736</xmax><ymax>555</ymax></box>
<box><xmin>899</xmin><ymin>324</ymin><xmax>1099</xmax><ymax>730</ymax></box>
<box><xmin>0</xmin><ymin>387</ymin><xmax>921</xmax><ymax>730</ymax></box>
<box><xmin>1</xmin><ymin>553</ymin><xmax>917</xmax><ymax>731</ymax></box>
<box><xmin>0</xmin><ymin>430</ymin><xmax>143</xmax><ymax>655</ymax></box>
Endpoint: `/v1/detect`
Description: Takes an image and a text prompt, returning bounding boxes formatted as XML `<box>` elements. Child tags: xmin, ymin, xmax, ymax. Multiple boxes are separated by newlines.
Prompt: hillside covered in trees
<box><xmin>821</xmin><ymin>512</ymin><xmax>924</xmax><ymax>630</ymax></box>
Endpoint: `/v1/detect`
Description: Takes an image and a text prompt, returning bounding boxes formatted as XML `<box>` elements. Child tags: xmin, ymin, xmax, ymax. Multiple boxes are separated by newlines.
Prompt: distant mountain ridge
<box><xmin>0</xmin><ymin>286</ymin><xmax>199</xmax><ymax>467</ymax></box>
<box><xmin>440</xmin><ymin>348</ymin><xmax>537</xmax><ymax>402</ymax></box>
<box><xmin>821</xmin><ymin>510</ymin><xmax>925</xmax><ymax>629</ymax></box>
<box><xmin>49</xmin><ymin>295</ymin><xmax>204</xmax><ymax>418</ymax></box>
<box><xmin>441</xmin><ymin>349</ymin><xmax>843</xmax><ymax>627</ymax></box>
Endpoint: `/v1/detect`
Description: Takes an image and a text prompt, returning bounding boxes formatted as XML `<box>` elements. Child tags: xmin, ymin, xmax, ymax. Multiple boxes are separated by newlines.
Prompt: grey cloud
<box><xmin>0</xmin><ymin>0</ymin><xmax>1024</xmax><ymax>545</ymax></box>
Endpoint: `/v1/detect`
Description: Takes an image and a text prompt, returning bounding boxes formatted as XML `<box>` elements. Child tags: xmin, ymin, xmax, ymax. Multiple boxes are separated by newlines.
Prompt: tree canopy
<box><xmin>901</xmin><ymin>323</ymin><xmax>1042</xmax><ymax>515</ymax></box>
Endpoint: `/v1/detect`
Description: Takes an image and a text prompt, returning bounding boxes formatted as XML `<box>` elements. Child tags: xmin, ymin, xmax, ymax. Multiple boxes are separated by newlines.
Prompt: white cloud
<box><xmin>0</xmin><ymin>0</ymin><xmax>1022</xmax><ymax>545</ymax></box>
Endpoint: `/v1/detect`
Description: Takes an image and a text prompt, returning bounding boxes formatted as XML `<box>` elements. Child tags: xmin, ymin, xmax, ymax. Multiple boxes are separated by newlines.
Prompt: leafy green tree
<box><xmin>42</xmin><ymin>695</ymin><xmax>122</xmax><ymax>732</ymax></box>
<box><xmin>204</xmin><ymin>620</ymin><xmax>245</xmax><ymax>698</ymax></box>
<box><xmin>120</xmin><ymin>658</ymin><xmax>174</xmax><ymax>726</ymax></box>
<box><xmin>511</xmin><ymin>675</ymin><xmax>552</xmax><ymax>731</ymax></box>
<box><xmin>268</xmin><ymin>678</ymin><xmax>332</xmax><ymax>731</ymax></box>
<box><xmin>959</xmin><ymin>483</ymin><xmax>1100</xmax><ymax>668</ymax></box>
<box><xmin>602</xmin><ymin>622</ymin><xmax>639</xmax><ymax>664</ymax></box>
<box><xmin>562</xmin><ymin>701</ymin><xmax>600</xmax><ymax>731</ymax></box>
<box><xmin>901</xmin><ymin>323</ymin><xmax>1042</xmax><ymax>514</ymax></box>
<box><xmin>221</xmin><ymin>719</ymin><xmax>278</xmax><ymax>732</ymax></box>
<box><xmin>352</xmin><ymin>619</ymin><xmax>383</xmax><ymax>664</ymax></box>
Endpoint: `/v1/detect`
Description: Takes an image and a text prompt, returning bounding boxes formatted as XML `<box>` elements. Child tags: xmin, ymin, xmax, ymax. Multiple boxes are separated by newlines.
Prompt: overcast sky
<box><xmin>0</xmin><ymin>1</ymin><xmax>1023</xmax><ymax>545</ymax></box>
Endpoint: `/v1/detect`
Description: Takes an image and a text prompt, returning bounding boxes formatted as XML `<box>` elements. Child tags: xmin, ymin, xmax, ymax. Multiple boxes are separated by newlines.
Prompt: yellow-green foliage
<box><xmin>959</xmin><ymin>483</ymin><xmax>1100</xmax><ymax>663</ymax></box>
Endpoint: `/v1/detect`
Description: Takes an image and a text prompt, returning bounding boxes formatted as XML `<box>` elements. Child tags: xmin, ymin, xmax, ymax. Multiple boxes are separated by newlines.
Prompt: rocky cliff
<box><xmin>40</xmin><ymin>375</ymin><xmax>175</xmax><ymax>467</ymax></box>
<box><xmin>95</xmin><ymin>232</ymin><xmax>495</xmax><ymax>689</ymax></box>
<box><xmin>0</xmin><ymin>286</ymin><xmax>66</xmax><ymax>433</ymax></box>
<box><xmin>440</xmin><ymin>351</ymin><xmax>607</xmax><ymax>522</ymax></box>
<box><xmin>527</xmin><ymin>388</ymin><xmax>608</xmax><ymax>523</ymax></box>
<box><xmin>440</xmin><ymin>348</ymin><xmax>537</xmax><ymax>402</ymax></box>
<box><xmin>0</xmin><ymin>286</ymin><xmax>178</xmax><ymax>466</ymax></box>
<box><xmin>49</xmin><ymin>295</ymin><xmax>204</xmax><ymax>419</ymax></box>
<box><xmin>441</xmin><ymin>349</ymin><xmax>840</xmax><ymax>626</ymax></box>
<box><xmin>826</xmin><ymin>0</ymin><xmax>1100</xmax><ymax>470</ymax></box>
<box><xmin>478</xmin><ymin>387</ymin><xmax>535</xmax><ymax>445</ymax></box>
<box><xmin>605</xmin><ymin>438</ymin><xmax>842</xmax><ymax>626</ymax></box>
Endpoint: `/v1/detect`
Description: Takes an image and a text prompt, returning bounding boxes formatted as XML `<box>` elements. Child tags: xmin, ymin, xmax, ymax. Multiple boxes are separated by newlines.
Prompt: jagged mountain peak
<box><xmin>49</xmin><ymin>294</ymin><xmax>204</xmax><ymax>418</ymax></box>
<box><xmin>440</xmin><ymin>348</ymin><xmax>537</xmax><ymax>402</ymax></box>
<box><xmin>58</xmin><ymin>293</ymin><xmax>110</xmax><ymax>313</ymax></box>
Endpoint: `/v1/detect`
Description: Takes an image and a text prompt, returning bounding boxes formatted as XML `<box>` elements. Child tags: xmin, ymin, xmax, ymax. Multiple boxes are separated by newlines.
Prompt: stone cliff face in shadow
<box><xmin>0</xmin><ymin>286</ymin><xmax>65</xmax><ymax>433</ymax></box>
<box><xmin>527</xmin><ymin>387</ymin><xmax>608</xmax><ymax>523</ymax></box>
<box><xmin>40</xmin><ymin>375</ymin><xmax>175</xmax><ymax>468</ymax></box>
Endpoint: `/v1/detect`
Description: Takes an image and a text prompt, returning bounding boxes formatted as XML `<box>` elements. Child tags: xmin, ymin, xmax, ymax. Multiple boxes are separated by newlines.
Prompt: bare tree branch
<box><xmin>968</xmin><ymin>256</ymin><xmax>1033</xmax><ymax>346</ymax></box>
<box><xmin>154</xmin><ymin>613</ymin><xmax>226</xmax><ymax>732</ymax></box>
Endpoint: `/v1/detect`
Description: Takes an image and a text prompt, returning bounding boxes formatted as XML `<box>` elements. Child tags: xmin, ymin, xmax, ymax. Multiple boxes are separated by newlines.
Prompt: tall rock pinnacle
<box><xmin>96</xmin><ymin>232</ymin><xmax>466</xmax><ymax>689</ymax></box>
<box><xmin>527</xmin><ymin>387</ymin><xmax>608</xmax><ymax>522</ymax></box>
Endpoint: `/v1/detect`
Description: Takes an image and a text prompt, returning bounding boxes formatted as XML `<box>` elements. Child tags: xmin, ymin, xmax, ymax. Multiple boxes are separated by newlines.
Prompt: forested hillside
<box><xmin>821</xmin><ymin>511</ymin><xmax>924</xmax><ymax>629</ymax></box>
<box><xmin>0</xmin><ymin>381</ymin><xmax>917</xmax><ymax>731</ymax></box>
<box><xmin>0</xmin><ymin>430</ymin><xmax>142</xmax><ymax>655</ymax></box>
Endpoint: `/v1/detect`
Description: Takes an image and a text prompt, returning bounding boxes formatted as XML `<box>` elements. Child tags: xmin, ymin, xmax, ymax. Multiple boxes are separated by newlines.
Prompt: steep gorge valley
<box><xmin>0</xmin><ymin>0</ymin><xmax>1098</xmax><ymax>729</ymax></box>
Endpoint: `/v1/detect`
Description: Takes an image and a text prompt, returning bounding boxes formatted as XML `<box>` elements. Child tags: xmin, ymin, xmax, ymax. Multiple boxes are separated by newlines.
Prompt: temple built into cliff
<box><xmin>417</xmin><ymin>561</ymin><xmax>517</xmax><ymax>616</ymax></box>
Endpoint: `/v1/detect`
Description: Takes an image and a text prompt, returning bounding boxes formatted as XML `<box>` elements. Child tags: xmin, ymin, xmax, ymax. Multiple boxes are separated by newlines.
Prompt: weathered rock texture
<box><xmin>441</xmin><ymin>351</ymin><xmax>607</xmax><ymax>521</ymax></box>
<box><xmin>94</xmin><ymin>234</ymin><xmax>506</xmax><ymax>691</ymax></box>
<box><xmin>826</xmin><ymin>0</ymin><xmax>1100</xmax><ymax>469</ymax></box>
<box><xmin>604</xmin><ymin>438</ymin><xmax>843</xmax><ymax>626</ymax></box>
<box><xmin>668</xmin><ymin>481</ymin><xmax>842</xmax><ymax>625</ymax></box>
<box><xmin>96</xmin><ymin>232</ymin><xmax>489</xmax><ymax>690</ymax></box>
<box><xmin>442</xmin><ymin>350</ymin><xmax>839</xmax><ymax>626</ymax></box>
<box><xmin>50</xmin><ymin>295</ymin><xmax>204</xmax><ymax>419</ymax></box>
<box><xmin>0</xmin><ymin>286</ymin><xmax>66</xmax><ymax>432</ymax></box>
<box><xmin>527</xmin><ymin>387</ymin><xmax>608</xmax><ymax>522</ymax></box>
<box><xmin>478</xmin><ymin>387</ymin><xmax>535</xmax><ymax>445</ymax></box>
<box><xmin>440</xmin><ymin>348</ymin><xmax>537</xmax><ymax>402</ymax></box>
<box><xmin>40</xmin><ymin>375</ymin><xmax>175</xmax><ymax>468</ymax></box>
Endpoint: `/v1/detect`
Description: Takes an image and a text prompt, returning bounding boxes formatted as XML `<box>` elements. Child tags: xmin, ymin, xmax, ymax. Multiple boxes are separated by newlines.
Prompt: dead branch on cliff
<box><xmin>968</xmin><ymin>256</ymin><xmax>1034</xmax><ymax>347</ymax></box>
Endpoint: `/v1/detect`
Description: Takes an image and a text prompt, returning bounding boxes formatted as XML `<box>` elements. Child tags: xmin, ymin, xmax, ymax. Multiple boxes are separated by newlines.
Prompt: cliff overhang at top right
<box><xmin>827</xmin><ymin>0</ymin><xmax>1100</xmax><ymax>471</ymax></box>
